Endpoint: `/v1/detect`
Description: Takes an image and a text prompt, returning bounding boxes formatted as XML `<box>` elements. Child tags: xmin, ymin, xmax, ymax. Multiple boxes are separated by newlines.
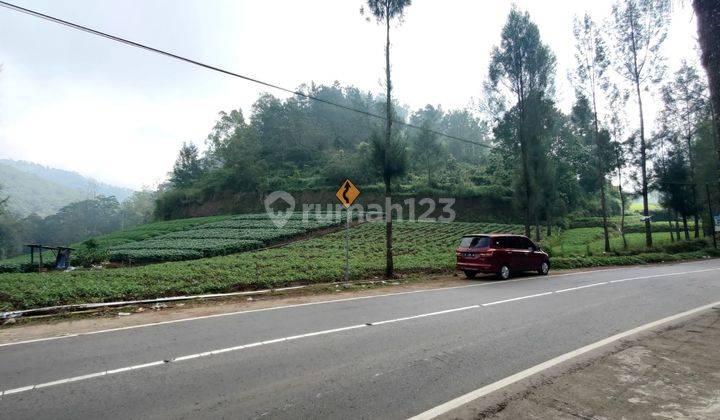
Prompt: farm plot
<box><xmin>108</xmin><ymin>213</ymin><xmax>342</xmax><ymax>263</ymax></box>
<box><xmin>0</xmin><ymin>220</ymin><xmax>525</xmax><ymax>310</ymax></box>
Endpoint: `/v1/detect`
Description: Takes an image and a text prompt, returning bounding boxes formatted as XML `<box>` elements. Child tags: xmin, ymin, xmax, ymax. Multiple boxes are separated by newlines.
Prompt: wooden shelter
<box><xmin>25</xmin><ymin>244</ymin><xmax>75</xmax><ymax>272</ymax></box>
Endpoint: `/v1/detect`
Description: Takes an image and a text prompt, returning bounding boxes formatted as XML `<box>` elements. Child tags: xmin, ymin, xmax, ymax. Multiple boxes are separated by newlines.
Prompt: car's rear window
<box><xmin>459</xmin><ymin>236</ymin><xmax>490</xmax><ymax>248</ymax></box>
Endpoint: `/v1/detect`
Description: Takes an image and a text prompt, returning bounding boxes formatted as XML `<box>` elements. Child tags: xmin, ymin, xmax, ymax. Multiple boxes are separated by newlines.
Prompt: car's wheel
<box><xmin>496</xmin><ymin>264</ymin><xmax>511</xmax><ymax>280</ymax></box>
<box><xmin>538</xmin><ymin>261</ymin><xmax>549</xmax><ymax>275</ymax></box>
<box><xmin>463</xmin><ymin>270</ymin><xmax>477</xmax><ymax>279</ymax></box>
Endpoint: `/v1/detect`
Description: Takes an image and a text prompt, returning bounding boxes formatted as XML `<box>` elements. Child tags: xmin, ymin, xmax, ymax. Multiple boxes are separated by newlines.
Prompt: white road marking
<box><xmin>408</xmin><ymin>299</ymin><xmax>720</xmax><ymax>420</ymax></box>
<box><xmin>481</xmin><ymin>292</ymin><xmax>553</xmax><ymax>306</ymax></box>
<box><xmin>0</xmin><ymin>265</ymin><xmax>633</xmax><ymax>348</ymax></box>
<box><xmin>607</xmin><ymin>268</ymin><xmax>720</xmax><ymax>284</ymax></box>
<box><xmin>553</xmin><ymin>282</ymin><xmax>608</xmax><ymax>293</ymax></box>
<box><xmin>369</xmin><ymin>305</ymin><xmax>480</xmax><ymax>326</ymax></box>
<box><xmin>2</xmin><ymin>266</ymin><xmax>719</xmax><ymax>397</ymax></box>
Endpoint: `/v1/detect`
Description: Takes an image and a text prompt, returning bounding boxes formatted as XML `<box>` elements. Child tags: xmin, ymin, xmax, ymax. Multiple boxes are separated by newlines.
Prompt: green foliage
<box><xmin>73</xmin><ymin>238</ymin><xmax>108</xmax><ymax>267</ymax></box>
<box><xmin>369</xmin><ymin>131</ymin><xmax>408</xmax><ymax>182</ymax></box>
<box><xmin>552</xmin><ymin>249</ymin><xmax>720</xmax><ymax>270</ymax></box>
<box><xmin>362</xmin><ymin>0</ymin><xmax>412</xmax><ymax>22</ymax></box>
<box><xmin>170</xmin><ymin>142</ymin><xmax>203</xmax><ymax>188</ymax></box>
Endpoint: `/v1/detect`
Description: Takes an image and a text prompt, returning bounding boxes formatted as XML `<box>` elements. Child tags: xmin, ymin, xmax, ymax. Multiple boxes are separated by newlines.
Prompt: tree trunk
<box><xmin>629</xmin><ymin>19</ymin><xmax>653</xmax><ymax>248</ymax></box>
<box><xmin>599</xmin><ymin>180</ymin><xmax>610</xmax><ymax>252</ymax></box>
<box><xmin>675</xmin><ymin>212</ymin><xmax>682</xmax><ymax>240</ymax></box>
<box><xmin>534</xmin><ymin>212</ymin><xmax>540</xmax><ymax>242</ymax></box>
<box><xmin>546</xmin><ymin>210</ymin><xmax>552</xmax><ymax>237</ymax></box>
<box><xmin>384</xmin><ymin>7</ymin><xmax>393</xmax><ymax>279</ymax></box>
<box><xmin>617</xmin><ymin>159</ymin><xmax>628</xmax><ymax>250</ymax></box>
<box><xmin>669</xmin><ymin>220</ymin><xmax>675</xmax><ymax>242</ymax></box>
<box><xmin>686</xmin><ymin>135</ymin><xmax>701</xmax><ymax>238</ymax></box>
<box><xmin>591</xmin><ymin>90</ymin><xmax>610</xmax><ymax>252</ymax></box>
<box><xmin>520</xmin><ymin>132</ymin><xmax>532</xmax><ymax>237</ymax></box>
<box><xmin>427</xmin><ymin>156</ymin><xmax>431</xmax><ymax>187</ymax></box>
<box><xmin>694</xmin><ymin>0</ymin><xmax>720</xmax><ymax>199</ymax></box>
<box><xmin>637</xmin><ymin>82</ymin><xmax>652</xmax><ymax>248</ymax></box>
<box><xmin>385</xmin><ymin>177</ymin><xmax>393</xmax><ymax>277</ymax></box>
<box><xmin>682</xmin><ymin>214</ymin><xmax>690</xmax><ymax>240</ymax></box>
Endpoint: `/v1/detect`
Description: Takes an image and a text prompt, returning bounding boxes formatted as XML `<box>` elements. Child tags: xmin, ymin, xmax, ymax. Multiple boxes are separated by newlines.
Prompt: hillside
<box><xmin>0</xmin><ymin>159</ymin><xmax>134</xmax><ymax>217</ymax></box>
<box><xmin>0</xmin><ymin>159</ymin><xmax>134</xmax><ymax>201</ymax></box>
<box><xmin>0</xmin><ymin>163</ymin><xmax>89</xmax><ymax>217</ymax></box>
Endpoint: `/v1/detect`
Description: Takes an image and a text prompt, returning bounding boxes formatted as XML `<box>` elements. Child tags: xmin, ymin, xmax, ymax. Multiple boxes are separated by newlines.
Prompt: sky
<box><xmin>0</xmin><ymin>0</ymin><xmax>703</xmax><ymax>190</ymax></box>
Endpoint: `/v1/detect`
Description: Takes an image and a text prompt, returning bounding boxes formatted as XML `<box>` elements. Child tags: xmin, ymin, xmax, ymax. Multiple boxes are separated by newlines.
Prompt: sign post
<box><xmin>335</xmin><ymin>179</ymin><xmax>360</xmax><ymax>284</ymax></box>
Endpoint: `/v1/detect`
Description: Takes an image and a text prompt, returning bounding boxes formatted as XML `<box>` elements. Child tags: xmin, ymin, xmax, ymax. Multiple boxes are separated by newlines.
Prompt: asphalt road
<box><xmin>1</xmin><ymin>259</ymin><xmax>719</xmax><ymax>419</ymax></box>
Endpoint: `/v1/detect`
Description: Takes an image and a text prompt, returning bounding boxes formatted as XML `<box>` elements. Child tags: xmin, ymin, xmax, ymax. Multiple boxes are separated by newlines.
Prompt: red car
<box><xmin>456</xmin><ymin>234</ymin><xmax>549</xmax><ymax>280</ymax></box>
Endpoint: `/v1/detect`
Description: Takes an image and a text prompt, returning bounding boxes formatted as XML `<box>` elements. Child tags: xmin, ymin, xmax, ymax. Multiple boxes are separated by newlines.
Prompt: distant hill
<box><xmin>0</xmin><ymin>159</ymin><xmax>134</xmax><ymax>201</ymax></box>
<box><xmin>0</xmin><ymin>160</ymin><xmax>135</xmax><ymax>217</ymax></box>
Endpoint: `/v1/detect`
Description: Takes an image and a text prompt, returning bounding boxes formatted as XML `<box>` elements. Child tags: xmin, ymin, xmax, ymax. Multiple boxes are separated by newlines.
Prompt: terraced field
<box><xmin>0</xmin><ymin>213</ymin><xmax>342</xmax><ymax>271</ymax></box>
<box><xmin>108</xmin><ymin>213</ymin><xmax>341</xmax><ymax>263</ymax></box>
<box><xmin>0</xmin><ymin>214</ymin><xmax>239</xmax><ymax>272</ymax></box>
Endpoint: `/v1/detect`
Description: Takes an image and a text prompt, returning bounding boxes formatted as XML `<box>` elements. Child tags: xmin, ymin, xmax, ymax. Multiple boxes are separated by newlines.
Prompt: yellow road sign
<box><xmin>336</xmin><ymin>179</ymin><xmax>360</xmax><ymax>208</ymax></box>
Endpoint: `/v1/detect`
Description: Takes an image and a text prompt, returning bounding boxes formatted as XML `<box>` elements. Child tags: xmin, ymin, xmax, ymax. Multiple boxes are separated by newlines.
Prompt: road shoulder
<box><xmin>442</xmin><ymin>307</ymin><xmax>720</xmax><ymax>419</ymax></box>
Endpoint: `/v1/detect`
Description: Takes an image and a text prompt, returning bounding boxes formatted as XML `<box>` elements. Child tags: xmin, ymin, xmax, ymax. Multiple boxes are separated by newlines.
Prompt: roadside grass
<box><xmin>547</xmin><ymin>227</ymin><xmax>700</xmax><ymax>257</ymax></box>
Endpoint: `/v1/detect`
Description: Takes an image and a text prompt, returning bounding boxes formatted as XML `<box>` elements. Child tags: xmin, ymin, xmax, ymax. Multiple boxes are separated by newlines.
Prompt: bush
<box><xmin>108</xmin><ymin>249</ymin><xmax>205</xmax><ymax>263</ymax></box>
<box><xmin>659</xmin><ymin>239</ymin><xmax>709</xmax><ymax>254</ymax></box>
<box><xmin>551</xmin><ymin>247</ymin><xmax>719</xmax><ymax>270</ymax></box>
<box><xmin>72</xmin><ymin>239</ymin><xmax>109</xmax><ymax>267</ymax></box>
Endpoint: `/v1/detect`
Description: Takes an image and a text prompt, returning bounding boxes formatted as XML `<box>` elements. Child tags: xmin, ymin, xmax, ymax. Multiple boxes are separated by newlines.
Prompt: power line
<box><xmin>0</xmin><ymin>0</ymin><xmax>492</xmax><ymax>149</ymax></box>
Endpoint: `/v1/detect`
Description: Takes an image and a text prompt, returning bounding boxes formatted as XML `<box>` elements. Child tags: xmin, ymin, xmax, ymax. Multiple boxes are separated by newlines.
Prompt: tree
<box><xmin>487</xmin><ymin>6</ymin><xmax>556</xmax><ymax>237</ymax></box>
<box><xmin>412</xmin><ymin>122</ymin><xmax>443</xmax><ymax>186</ymax></box>
<box><xmin>120</xmin><ymin>190</ymin><xmax>157</xmax><ymax>228</ymax></box>
<box><xmin>369</xmin><ymin>131</ymin><xmax>408</xmax><ymax>188</ymax></box>
<box><xmin>440</xmin><ymin>109</ymin><xmax>489</xmax><ymax>164</ymax></box>
<box><xmin>362</xmin><ymin>0</ymin><xmax>412</xmax><ymax>278</ymax></box>
<box><xmin>654</xmin><ymin>151</ymin><xmax>693</xmax><ymax>239</ymax></box>
<box><xmin>657</xmin><ymin>61</ymin><xmax>709</xmax><ymax>237</ymax></box>
<box><xmin>693</xmin><ymin>0</ymin><xmax>720</xmax><ymax>188</ymax></box>
<box><xmin>410</xmin><ymin>106</ymin><xmax>445</xmax><ymax>186</ymax></box>
<box><xmin>572</xmin><ymin>13</ymin><xmax>612</xmax><ymax>252</ymax></box>
<box><xmin>170</xmin><ymin>142</ymin><xmax>202</xmax><ymax>188</ymax></box>
<box><xmin>611</xmin><ymin>0</ymin><xmax>671</xmax><ymax>247</ymax></box>
<box><xmin>606</xmin><ymin>87</ymin><xmax>631</xmax><ymax>249</ymax></box>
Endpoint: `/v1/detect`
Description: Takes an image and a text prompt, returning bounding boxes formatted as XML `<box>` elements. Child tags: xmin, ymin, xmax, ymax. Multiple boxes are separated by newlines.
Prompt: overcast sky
<box><xmin>0</xmin><ymin>0</ymin><xmax>702</xmax><ymax>189</ymax></box>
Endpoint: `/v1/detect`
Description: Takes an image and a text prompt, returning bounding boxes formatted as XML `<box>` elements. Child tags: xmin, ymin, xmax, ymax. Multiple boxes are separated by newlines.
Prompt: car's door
<box><xmin>522</xmin><ymin>237</ymin><xmax>542</xmax><ymax>270</ymax></box>
<box><xmin>512</xmin><ymin>237</ymin><xmax>532</xmax><ymax>270</ymax></box>
<box><xmin>505</xmin><ymin>236</ymin><xmax>525</xmax><ymax>271</ymax></box>
<box><xmin>492</xmin><ymin>236</ymin><xmax>510</xmax><ymax>268</ymax></box>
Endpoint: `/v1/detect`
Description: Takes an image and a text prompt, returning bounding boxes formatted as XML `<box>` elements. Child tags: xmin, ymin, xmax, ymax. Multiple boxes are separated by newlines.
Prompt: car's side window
<box><xmin>494</xmin><ymin>237</ymin><xmax>505</xmax><ymax>248</ymax></box>
<box><xmin>521</xmin><ymin>238</ymin><xmax>534</xmax><ymax>250</ymax></box>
